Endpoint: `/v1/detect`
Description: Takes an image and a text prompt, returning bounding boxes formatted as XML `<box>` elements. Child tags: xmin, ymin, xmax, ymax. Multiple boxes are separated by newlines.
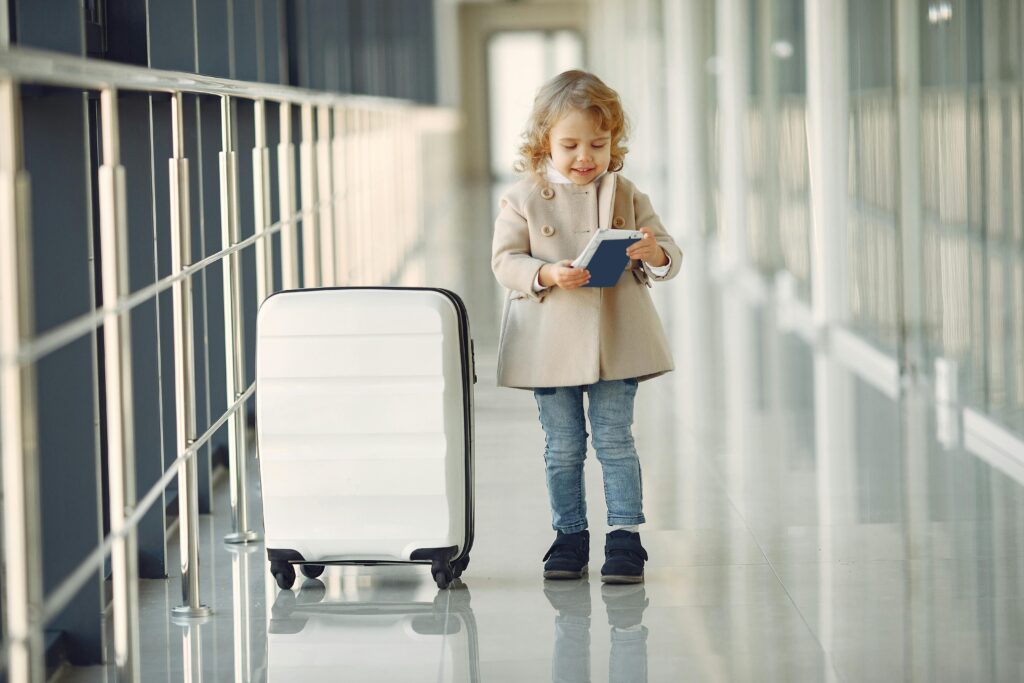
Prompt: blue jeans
<box><xmin>533</xmin><ymin>379</ymin><xmax>645</xmax><ymax>534</ymax></box>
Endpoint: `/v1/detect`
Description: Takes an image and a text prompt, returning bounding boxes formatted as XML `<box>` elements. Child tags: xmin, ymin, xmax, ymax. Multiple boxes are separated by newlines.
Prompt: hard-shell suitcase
<box><xmin>255</xmin><ymin>287</ymin><xmax>475</xmax><ymax>589</ymax></box>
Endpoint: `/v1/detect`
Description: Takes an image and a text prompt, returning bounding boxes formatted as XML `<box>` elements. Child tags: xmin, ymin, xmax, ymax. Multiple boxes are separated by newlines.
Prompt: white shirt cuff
<box><xmin>646</xmin><ymin>253</ymin><xmax>671</xmax><ymax>276</ymax></box>
<box><xmin>532</xmin><ymin>271</ymin><xmax>548</xmax><ymax>292</ymax></box>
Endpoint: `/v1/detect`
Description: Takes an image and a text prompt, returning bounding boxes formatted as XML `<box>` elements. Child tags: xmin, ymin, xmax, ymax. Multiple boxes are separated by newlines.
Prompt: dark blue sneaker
<box><xmin>543</xmin><ymin>530</ymin><xmax>590</xmax><ymax>580</ymax></box>
<box><xmin>600</xmin><ymin>530</ymin><xmax>647</xmax><ymax>584</ymax></box>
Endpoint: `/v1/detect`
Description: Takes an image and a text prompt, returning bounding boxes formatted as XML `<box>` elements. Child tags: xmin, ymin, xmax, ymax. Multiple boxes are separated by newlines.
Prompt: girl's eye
<box><xmin>562</xmin><ymin>144</ymin><xmax>576</xmax><ymax>150</ymax></box>
<box><xmin>592</xmin><ymin>144</ymin><xmax>606</xmax><ymax>149</ymax></box>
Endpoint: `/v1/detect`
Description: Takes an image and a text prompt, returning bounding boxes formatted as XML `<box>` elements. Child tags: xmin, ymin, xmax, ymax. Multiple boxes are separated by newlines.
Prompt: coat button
<box><xmin>541</xmin><ymin>224</ymin><xmax>555</xmax><ymax>237</ymax></box>
<box><xmin>540</xmin><ymin>187</ymin><xmax>555</xmax><ymax>200</ymax></box>
<box><xmin>612</xmin><ymin>216</ymin><xmax>626</xmax><ymax>228</ymax></box>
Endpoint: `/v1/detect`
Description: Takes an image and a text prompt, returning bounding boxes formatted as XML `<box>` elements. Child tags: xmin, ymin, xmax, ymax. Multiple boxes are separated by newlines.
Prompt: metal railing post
<box><xmin>316</xmin><ymin>104</ymin><xmax>335</xmax><ymax>286</ymax></box>
<box><xmin>277</xmin><ymin>103</ymin><xmax>298</xmax><ymax>290</ymax></box>
<box><xmin>169</xmin><ymin>92</ymin><xmax>213</xmax><ymax>619</ymax></box>
<box><xmin>0</xmin><ymin>77</ymin><xmax>45</xmax><ymax>683</ymax></box>
<box><xmin>331</xmin><ymin>105</ymin><xmax>349</xmax><ymax>285</ymax></box>
<box><xmin>299</xmin><ymin>102</ymin><xmax>320</xmax><ymax>287</ymax></box>
<box><xmin>98</xmin><ymin>86</ymin><xmax>142</xmax><ymax>682</ymax></box>
<box><xmin>227</xmin><ymin>543</ymin><xmax>258</xmax><ymax>683</ymax></box>
<box><xmin>220</xmin><ymin>95</ymin><xmax>259</xmax><ymax>545</ymax></box>
<box><xmin>177</xmin><ymin>616</ymin><xmax>207</xmax><ymax>682</ymax></box>
<box><xmin>253</xmin><ymin>99</ymin><xmax>273</xmax><ymax>302</ymax></box>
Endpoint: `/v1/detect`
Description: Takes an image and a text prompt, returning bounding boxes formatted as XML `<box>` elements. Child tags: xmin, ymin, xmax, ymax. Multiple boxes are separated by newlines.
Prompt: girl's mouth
<box><xmin>573</xmin><ymin>167</ymin><xmax>595</xmax><ymax>175</ymax></box>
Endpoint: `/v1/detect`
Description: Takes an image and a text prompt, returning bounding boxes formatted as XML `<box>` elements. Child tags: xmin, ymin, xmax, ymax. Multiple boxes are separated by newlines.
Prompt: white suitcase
<box><xmin>256</xmin><ymin>287</ymin><xmax>476</xmax><ymax>589</ymax></box>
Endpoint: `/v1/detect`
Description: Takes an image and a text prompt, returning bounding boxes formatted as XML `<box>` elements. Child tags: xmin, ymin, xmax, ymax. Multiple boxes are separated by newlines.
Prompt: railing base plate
<box><xmin>224</xmin><ymin>530</ymin><xmax>261</xmax><ymax>544</ymax></box>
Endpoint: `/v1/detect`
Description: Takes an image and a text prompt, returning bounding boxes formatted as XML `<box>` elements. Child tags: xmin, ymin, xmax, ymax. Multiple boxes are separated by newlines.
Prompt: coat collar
<box><xmin>597</xmin><ymin>172</ymin><xmax>617</xmax><ymax>230</ymax></box>
<box><xmin>544</xmin><ymin>159</ymin><xmax>617</xmax><ymax>229</ymax></box>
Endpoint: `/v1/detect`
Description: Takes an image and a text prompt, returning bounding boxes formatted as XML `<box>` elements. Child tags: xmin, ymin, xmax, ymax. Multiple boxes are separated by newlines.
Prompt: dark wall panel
<box><xmin>149</xmin><ymin>0</ymin><xmax>197</xmax><ymax>72</ymax></box>
<box><xmin>283</xmin><ymin>0</ymin><xmax>437</xmax><ymax>103</ymax></box>
<box><xmin>12</xmin><ymin>0</ymin><xmax>84</xmax><ymax>55</ymax></box>
<box><xmin>235</xmin><ymin>103</ymin><xmax>258</xmax><ymax>388</ymax></box>
<box><xmin>104</xmin><ymin>0</ymin><xmax>148</xmax><ymax>66</ymax></box>
<box><xmin>234</xmin><ymin>0</ymin><xmax>260</xmax><ymax>81</ymax></box>
<box><xmin>185</xmin><ymin>95</ymin><xmax>214</xmax><ymax>511</ymax></box>
<box><xmin>196</xmin><ymin>0</ymin><xmax>231</xmax><ymax>79</ymax></box>
<box><xmin>24</xmin><ymin>90</ymin><xmax>103</xmax><ymax>665</ymax></box>
<box><xmin>117</xmin><ymin>93</ymin><xmax>168</xmax><ymax>579</ymax></box>
<box><xmin>197</xmin><ymin>97</ymin><xmax>231</xmax><ymax>496</ymax></box>
<box><xmin>149</xmin><ymin>93</ymin><xmax>179</xmax><ymax>578</ymax></box>
<box><xmin>261</xmin><ymin>0</ymin><xmax>286</xmax><ymax>84</ymax></box>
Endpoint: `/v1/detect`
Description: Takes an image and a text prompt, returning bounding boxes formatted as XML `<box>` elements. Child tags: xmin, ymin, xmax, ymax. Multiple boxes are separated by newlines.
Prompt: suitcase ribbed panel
<box><xmin>256</xmin><ymin>289</ymin><xmax>469</xmax><ymax>562</ymax></box>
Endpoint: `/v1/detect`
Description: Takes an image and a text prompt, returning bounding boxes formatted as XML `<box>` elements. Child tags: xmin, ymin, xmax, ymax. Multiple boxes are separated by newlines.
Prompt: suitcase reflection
<box><xmin>267</xmin><ymin>574</ymin><xmax>480</xmax><ymax>682</ymax></box>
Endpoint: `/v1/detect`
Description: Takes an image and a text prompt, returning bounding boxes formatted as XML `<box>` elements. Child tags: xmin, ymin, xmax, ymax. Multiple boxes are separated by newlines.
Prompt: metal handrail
<box><xmin>0</xmin><ymin>44</ymin><xmax>458</xmax><ymax>682</ymax></box>
<box><xmin>41</xmin><ymin>382</ymin><xmax>256</xmax><ymax>624</ymax></box>
<box><xmin>6</xmin><ymin>207</ymin><xmax>294</xmax><ymax>366</ymax></box>
<box><xmin>0</xmin><ymin>45</ymin><xmax>411</xmax><ymax>107</ymax></box>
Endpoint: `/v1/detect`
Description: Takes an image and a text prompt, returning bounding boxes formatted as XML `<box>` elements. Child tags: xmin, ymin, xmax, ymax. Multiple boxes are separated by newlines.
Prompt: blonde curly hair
<box><xmin>513</xmin><ymin>70</ymin><xmax>630</xmax><ymax>185</ymax></box>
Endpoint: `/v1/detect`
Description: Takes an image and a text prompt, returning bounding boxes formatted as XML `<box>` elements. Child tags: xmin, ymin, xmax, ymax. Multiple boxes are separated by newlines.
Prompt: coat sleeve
<box><xmin>491</xmin><ymin>195</ymin><xmax>550</xmax><ymax>303</ymax></box>
<box><xmin>634</xmin><ymin>190</ymin><xmax>682</xmax><ymax>282</ymax></box>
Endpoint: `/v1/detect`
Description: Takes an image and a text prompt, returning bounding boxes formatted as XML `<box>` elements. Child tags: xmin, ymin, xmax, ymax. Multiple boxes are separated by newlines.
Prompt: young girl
<box><xmin>491</xmin><ymin>70</ymin><xmax>681</xmax><ymax>584</ymax></box>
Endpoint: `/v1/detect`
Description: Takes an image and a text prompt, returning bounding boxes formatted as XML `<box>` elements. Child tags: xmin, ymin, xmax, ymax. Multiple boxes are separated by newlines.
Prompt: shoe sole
<box><xmin>601</xmin><ymin>573</ymin><xmax>644</xmax><ymax>584</ymax></box>
<box><xmin>544</xmin><ymin>566</ymin><xmax>589</xmax><ymax>580</ymax></box>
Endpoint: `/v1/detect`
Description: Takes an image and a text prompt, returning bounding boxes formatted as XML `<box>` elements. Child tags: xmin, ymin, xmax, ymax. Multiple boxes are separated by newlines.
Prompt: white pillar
<box><xmin>666</xmin><ymin>0</ymin><xmax>715</xmax><ymax>433</ymax></box>
<box><xmin>716</xmin><ymin>0</ymin><xmax>751</xmax><ymax>274</ymax></box>
<box><xmin>896</xmin><ymin>0</ymin><xmax>924</xmax><ymax>377</ymax></box>
<box><xmin>805</xmin><ymin>0</ymin><xmax>849</xmax><ymax>330</ymax></box>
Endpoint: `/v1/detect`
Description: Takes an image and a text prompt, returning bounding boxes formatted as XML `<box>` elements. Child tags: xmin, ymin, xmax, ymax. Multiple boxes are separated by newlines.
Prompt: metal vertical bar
<box><xmin>277</xmin><ymin>103</ymin><xmax>298</xmax><ymax>290</ymax></box>
<box><xmin>253</xmin><ymin>99</ymin><xmax>273</xmax><ymax>302</ymax></box>
<box><xmin>169</xmin><ymin>92</ymin><xmax>212</xmax><ymax>619</ymax></box>
<box><xmin>316</xmin><ymin>104</ymin><xmax>336</xmax><ymax>286</ymax></box>
<box><xmin>98</xmin><ymin>86</ymin><xmax>142</xmax><ymax>683</ymax></box>
<box><xmin>0</xmin><ymin>78</ymin><xmax>45</xmax><ymax>683</ymax></box>
<box><xmin>227</xmin><ymin>544</ymin><xmax>257</xmax><ymax>683</ymax></box>
<box><xmin>354</xmin><ymin>108</ymin><xmax>366</xmax><ymax>285</ymax></box>
<box><xmin>332</xmin><ymin>105</ymin><xmax>349</xmax><ymax>285</ymax></box>
<box><xmin>220</xmin><ymin>95</ymin><xmax>259</xmax><ymax>545</ymax></box>
<box><xmin>299</xmin><ymin>102</ymin><xmax>320</xmax><ymax>287</ymax></box>
<box><xmin>177</xmin><ymin>618</ymin><xmax>206</xmax><ymax>683</ymax></box>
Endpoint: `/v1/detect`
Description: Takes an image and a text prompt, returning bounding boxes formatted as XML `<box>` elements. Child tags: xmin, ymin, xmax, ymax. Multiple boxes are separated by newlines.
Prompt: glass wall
<box><xmin>772</xmin><ymin>1</ymin><xmax>811</xmax><ymax>302</ymax></box>
<box><xmin>919</xmin><ymin>0</ymin><xmax>1024</xmax><ymax>433</ymax></box>
<box><xmin>846</xmin><ymin>0</ymin><xmax>901</xmax><ymax>353</ymax></box>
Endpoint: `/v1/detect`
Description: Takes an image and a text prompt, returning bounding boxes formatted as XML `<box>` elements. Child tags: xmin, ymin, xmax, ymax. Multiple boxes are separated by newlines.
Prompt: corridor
<box><xmin>59</xmin><ymin>213</ymin><xmax>1024</xmax><ymax>680</ymax></box>
<box><xmin>2</xmin><ymin>1</ymin><xmax>1024</xmax><ymax>681</ymax></box>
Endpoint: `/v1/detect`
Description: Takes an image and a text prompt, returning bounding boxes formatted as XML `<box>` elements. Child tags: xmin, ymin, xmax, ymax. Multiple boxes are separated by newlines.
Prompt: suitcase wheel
<box><xmin>431</xmin><ymin>557</ymin><xmax>457</xmax><ymax>590</ymax></box>
<box><xmin>434</xmin><ymin>569</ymin><xmax>453</xmax><ymax>590</ymax></box>
<box><xmin>452</xmin><ymin>554</ymin><xmax>470</xmax><ymax>579</ymax></box>
<box><xmin>271</xmin><ymin>561</ymin><xmax>296</xmax><ymax>590</ymax></box>
<box><xmin>300</xmin><ymin>564</ymin><xmax>325</xmax><ymax>579</ymax></box>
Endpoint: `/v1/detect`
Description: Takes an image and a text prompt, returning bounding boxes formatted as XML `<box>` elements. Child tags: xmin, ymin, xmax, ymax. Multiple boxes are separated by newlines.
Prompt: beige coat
<box><xmin>491</xmin><ymin>173</ymin><xmax>682</xmax><ymax>389</ymax></box>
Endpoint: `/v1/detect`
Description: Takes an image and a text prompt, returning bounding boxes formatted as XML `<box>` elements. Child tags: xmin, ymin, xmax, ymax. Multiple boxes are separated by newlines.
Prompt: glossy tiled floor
<box><xmin>60</xmin><ymin>214</ymin><xmax>1024</xmax><ymax>682</ymax></box>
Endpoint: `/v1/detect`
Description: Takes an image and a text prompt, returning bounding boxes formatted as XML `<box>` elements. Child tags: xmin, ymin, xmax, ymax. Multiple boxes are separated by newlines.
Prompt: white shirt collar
<box><xmin>545</xmin><ymin>158</ymin><xmax>607</xmax><ymax>185</ymax></box>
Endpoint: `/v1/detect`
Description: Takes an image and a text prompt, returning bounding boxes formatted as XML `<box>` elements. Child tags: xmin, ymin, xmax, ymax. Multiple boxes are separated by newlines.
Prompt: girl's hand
<box><xmin>626</xmin><ymin>228</ymin><xmax>667</xmax><ymax>267</ymax></box>
<box><xmin>540</xmin><ymin>260</ymin><xmax>590</xmax><ymax>290</ymax></box>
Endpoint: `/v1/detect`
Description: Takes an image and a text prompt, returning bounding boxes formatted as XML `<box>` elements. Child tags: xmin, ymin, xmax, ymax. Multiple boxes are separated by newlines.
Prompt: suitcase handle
<box><xmin>471</xmin><ymin>339</ymin><xmax>477</xmax><ymax>384</ymax></box>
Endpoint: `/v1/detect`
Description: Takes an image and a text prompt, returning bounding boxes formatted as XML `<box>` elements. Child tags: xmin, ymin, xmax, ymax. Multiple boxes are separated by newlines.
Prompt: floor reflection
<box><xmin>266</xmin><ymin>573</ymin><xmax>479</xmax><ymax>682</ymax></box>
<box><xmin>544</xmin><ymin>579</ymin><xmax>650</xmax><ymax>683</ymax></box>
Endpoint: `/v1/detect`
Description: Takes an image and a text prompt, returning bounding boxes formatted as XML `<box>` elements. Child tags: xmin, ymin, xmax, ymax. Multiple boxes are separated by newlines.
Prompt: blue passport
<box><xmin>571</xmin><ymin>229</ymin><xmax>645</xmax><ymax>288</ymax></box>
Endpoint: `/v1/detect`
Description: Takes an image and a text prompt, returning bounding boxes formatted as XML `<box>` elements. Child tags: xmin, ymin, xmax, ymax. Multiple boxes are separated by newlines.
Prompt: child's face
<box><xmin>547</xmin><ymin>109</ymin><xmax>612</xmax><ymax>185</ymax></box>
